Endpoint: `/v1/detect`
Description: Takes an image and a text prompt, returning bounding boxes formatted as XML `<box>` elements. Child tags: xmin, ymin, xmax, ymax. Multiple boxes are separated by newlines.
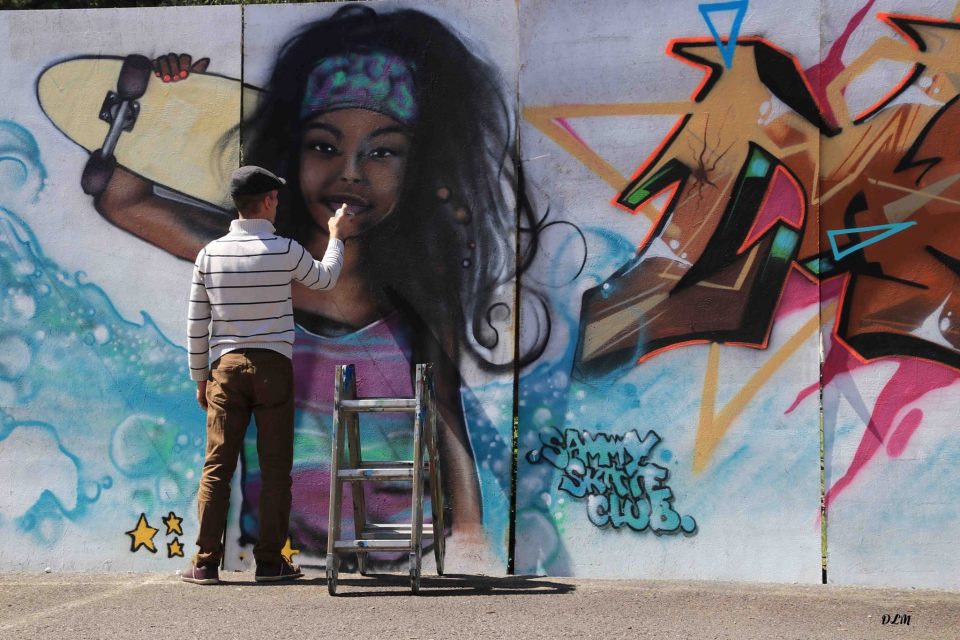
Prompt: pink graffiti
<box><xmin>804</xmin><ymin>0</ymin><xmax>878</xmax><ymax>127</ymax></box>
<box><xmin>886</xmin><ymin>408</ymin><xmax>923</xmax><ymax>458</ymax></box>
<box><xmin>772</xmin><ymin>269</ymin><xmax>823</xmax><ymax>320</ymax></box>
<box><xmin>786</xmin><ymin>296</ymin><xmax>959</xmax><ymax>511</ymax></box>
<box><xmin>823</xmin><ymin>358</ymin><xmax>957</xmax><ymax>510</ymax></box>
<box><xmin>739</xmin><ymin>166</ymin><xmax>805</xmax><ymax>251</ymax></box>
<box><xmin>553</xmin><ymin>117</ymin><xmax>589</xmax><ymax>147</ymax></box>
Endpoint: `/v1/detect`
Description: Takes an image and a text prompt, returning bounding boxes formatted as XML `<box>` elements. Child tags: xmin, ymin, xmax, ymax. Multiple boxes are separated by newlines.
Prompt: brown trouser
<box><xmin>193</xmin><ymin>349</ymin><xmax>294</xmax><ymax>567</ymax></box>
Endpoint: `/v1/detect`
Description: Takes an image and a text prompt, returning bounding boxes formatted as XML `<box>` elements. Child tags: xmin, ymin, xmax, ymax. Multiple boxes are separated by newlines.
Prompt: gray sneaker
<box><xmin>255</xmin><ymin>559</ymin><xmax>303</xmax><ymax>583</ymax></box>
<box><xmin>181</xmin><ymin>563</ymin><xmax>220</xmax><ymax>585</ymax></box>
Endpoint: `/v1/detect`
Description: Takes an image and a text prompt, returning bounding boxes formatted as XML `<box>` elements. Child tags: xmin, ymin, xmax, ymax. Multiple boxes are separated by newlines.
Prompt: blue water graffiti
<box><xmin>0</xmin><ymin>121</ymin><xmax>204</xmax><ymax>549</ymax></box>
<box><xmin>0</xmin><ymin>120</ymin><xmax>46</xmax><ymax>207</ymax></box>
<box><xmin>514</xmin><ymin>224</ymin><xmax>641</xmax><ymax>571</ymax></box>
<box><xmin>527</xmin><ymin>426</ymin><xmax>697</xmax><ymax>535</ymax></box>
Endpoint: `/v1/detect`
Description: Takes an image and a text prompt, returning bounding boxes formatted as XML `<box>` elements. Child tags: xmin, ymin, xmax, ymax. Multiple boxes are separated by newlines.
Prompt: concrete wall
<box><xmin>517</xmin><ymin>0</ymin><xmax>960</xmax><ymax>590</ymax></box>
<box><xmin>1</xmin><ymin>0</ymin><xmax>958</xmax><ymax>589</ymax></box>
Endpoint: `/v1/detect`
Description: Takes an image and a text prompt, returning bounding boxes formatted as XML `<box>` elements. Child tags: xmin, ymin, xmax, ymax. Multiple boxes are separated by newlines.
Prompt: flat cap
<box><xmin>229</xmin><ymin>165</ymin><xmax>287</xmax><ymax>197</ymax></box>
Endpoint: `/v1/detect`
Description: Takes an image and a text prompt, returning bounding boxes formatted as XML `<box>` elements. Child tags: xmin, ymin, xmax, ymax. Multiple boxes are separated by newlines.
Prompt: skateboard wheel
<box><xmin>81</xmin><ymin>149</ymin><xmax>117</xmax><ymax>196</ymax></box>
<box><xmin>117</xmin><ymin>55</ymin><xmax>152</xmax><ymax>101</ymax></box>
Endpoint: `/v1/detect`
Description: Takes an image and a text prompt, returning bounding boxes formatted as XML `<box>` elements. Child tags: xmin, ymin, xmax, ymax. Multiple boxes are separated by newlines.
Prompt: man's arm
<box><xmin>187</xmin><ymin>253</ymin><xmax>212</xmax><ymax>394</ymax></box>
<box><xmin>291</xmin><ymin>204</ymin><xmax>348</xmax><ymax>290</ymax></box>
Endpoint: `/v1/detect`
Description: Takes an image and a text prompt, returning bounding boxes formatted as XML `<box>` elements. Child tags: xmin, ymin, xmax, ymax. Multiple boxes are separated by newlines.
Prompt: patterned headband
<box><xmin>300</xmin><ymin>51</ymin><xmax>418</xmax><ymax>126</ymax></box>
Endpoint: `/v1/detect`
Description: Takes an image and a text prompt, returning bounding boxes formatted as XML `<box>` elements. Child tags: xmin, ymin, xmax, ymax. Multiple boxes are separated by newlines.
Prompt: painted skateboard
<box><xmin>37</xmin><ymin>55</ymin><xmax>261</xmax><ymax>209</ymax></box>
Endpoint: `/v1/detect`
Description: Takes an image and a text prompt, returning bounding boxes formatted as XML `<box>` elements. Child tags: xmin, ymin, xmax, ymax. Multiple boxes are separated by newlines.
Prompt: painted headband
<box><xmin>300</xmin><ymin>51</ymin><xmax>418</xmax><ymax>126</ymax></box>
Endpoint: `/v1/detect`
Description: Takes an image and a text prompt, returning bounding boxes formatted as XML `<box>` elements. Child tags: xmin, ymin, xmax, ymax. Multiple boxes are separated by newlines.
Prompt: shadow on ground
<box><xmin>215</xmin><ymin>573</ymin><xmax>574</xmax><ymax>597</ymax></box>
<box><xmin>333</xmin><ymin>573</ymin><xmax>575</xmax><ymax>597</ymax></box>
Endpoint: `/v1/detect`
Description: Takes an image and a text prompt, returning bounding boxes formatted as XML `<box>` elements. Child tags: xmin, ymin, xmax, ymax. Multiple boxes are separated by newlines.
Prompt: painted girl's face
<box><xmin>299</xmin><ymin>108</ymin><xmax>412</xmax><ymax>238</ymax></box>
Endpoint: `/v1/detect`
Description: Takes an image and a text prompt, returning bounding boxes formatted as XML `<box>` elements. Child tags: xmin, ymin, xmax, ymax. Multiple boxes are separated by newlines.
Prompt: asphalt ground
<box><xmin>1</xmin><ymin>570</ymin><xmax>958</xmax><ymax>639</ymax></box>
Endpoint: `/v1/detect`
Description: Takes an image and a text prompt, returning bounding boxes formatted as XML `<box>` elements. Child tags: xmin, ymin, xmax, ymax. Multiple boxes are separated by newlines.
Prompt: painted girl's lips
<box><xmin>325</xmin><ymin>196</ymin><xmax>369</xmax><ymax>215</ymax></box>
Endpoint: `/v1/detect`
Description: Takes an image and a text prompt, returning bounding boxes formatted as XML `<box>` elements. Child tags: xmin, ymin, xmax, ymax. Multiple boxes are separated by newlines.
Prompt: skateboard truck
<box><xmin>81</xmin><ymin>54</ymin><xmax>152</xmax><ymax>196</ymax></box>
<box><xmin>98</xmin><ymin>90</ymin><xmax>141</xmax><ymax>138</ymax></box>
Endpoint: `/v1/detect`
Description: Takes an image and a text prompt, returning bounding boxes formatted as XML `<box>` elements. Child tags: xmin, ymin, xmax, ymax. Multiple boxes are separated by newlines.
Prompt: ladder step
<box><xmin>335</xmin><ymin>539</ymin><xmax>413</xmax><ymax>552</ymax></box>
<box><xmin>340</xmin><ymin>398</ymin><xmax>416</xmax><ymax>412</ymax></box>
<box><xmin>337</xmin><ymin>461</ymin><xmax>430</xmax><ymax>481</ymax></box>
<box><xmin>362</xmin><ymin>524</ymin><xmax>434</xmax><ymax>539</ymax></box>
<box><xmin>338</xmin><ymin>467</ymin><xmax>414</xmax><ymax>481</ymax></box>
<box><xmin>356</xmin><ymin>461</ymin><xmax>415</xmax><ymax>468</ymax></box>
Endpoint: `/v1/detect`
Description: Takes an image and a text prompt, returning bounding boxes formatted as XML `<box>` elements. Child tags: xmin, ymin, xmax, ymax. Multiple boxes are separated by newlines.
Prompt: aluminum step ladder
<box><xmin>325</xmin><ymin>363</ymin><xmax>446</xmax><ymax>595</ymax></box>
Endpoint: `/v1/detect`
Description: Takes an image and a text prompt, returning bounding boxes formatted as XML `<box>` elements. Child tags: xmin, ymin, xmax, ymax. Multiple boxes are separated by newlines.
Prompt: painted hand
<box><xmin>153</xmin><ymin>53</ymin><xmax>210</xmax><ymax>83</ymax></box>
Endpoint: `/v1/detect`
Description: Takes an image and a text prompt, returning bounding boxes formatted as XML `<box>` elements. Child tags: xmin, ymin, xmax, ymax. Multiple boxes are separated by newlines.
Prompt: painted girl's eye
<box><xmin>306</xmin><ymin>140</ymin><xmax>338</xmax><ymax>155</ymax></box>
<box><xmin>370</xmin><ymin>147</ymin><xmax>404</xmax><ymax>159</ymax></box>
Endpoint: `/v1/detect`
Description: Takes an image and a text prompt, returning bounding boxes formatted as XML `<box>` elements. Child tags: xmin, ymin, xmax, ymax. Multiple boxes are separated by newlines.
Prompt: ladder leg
<box><xmin>410</xmin><ymin>364</ymin><xmax>427</xmax><ymax>594</ymax></box>
<box><xmin>427</xmin><ymin>376</ymin><xmax>445</xmax><ymax>576</ymax></box>
<box><xmin>326</xmin><ymin>364</ymin><xmax>353</xmax><ymax>596</ymax></box>
<box><xmin>326</xmin><ymin>556</ymin><xmax>339</xmax><ymax>596</ymax></box>
<box><xmin>409</xmin><ymin>551</ymin><xmax>421</xmax><ymax>594</ymax></box>
<box><xmin>346</xmin><ymin>410</ymin><xmax>369</xmax><ymax>575</ymax></box>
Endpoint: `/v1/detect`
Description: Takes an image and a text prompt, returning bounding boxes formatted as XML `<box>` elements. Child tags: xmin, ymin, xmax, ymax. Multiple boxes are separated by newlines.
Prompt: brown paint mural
<box><xmin>569</xmin><ymin>14</ymin><xmax>960</xmax><ymax>378</ymax></box>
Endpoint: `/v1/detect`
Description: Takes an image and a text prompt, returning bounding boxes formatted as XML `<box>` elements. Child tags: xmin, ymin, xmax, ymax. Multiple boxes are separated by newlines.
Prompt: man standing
<box><xmin>181</xmin><ymin>166</ymin><xmax>348</xmax><ymax>584</ymax></box>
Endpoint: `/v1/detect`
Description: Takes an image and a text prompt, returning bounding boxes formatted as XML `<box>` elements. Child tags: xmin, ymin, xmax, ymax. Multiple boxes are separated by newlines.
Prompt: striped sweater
<box><xmin>187</xmin><ymin>218</ymin><xmax>344</xmax><ymax>381</ymax></box>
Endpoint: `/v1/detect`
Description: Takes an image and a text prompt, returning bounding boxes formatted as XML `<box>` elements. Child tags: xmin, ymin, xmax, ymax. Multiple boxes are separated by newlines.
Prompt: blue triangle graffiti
<box><xmin>698</xmin><ymin>0</ymin><xmax>749</xmax><ymax>69</ymax></box>
<box><xmin>827</xmin><ymin>221</ymin><xmax>918</xmax><ymax>261</ymax></box>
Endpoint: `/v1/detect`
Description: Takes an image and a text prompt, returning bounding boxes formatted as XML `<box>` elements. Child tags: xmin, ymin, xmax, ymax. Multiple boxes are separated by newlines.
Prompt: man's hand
<box><xmin>327</xmin><ymin>203</ymin><xmax>350</xmax><ymax>241</ymax></box>
<box><xmin>196</xmin><ymin>380</ymin><xmax>208</xmax><ymax>410</ymax></box>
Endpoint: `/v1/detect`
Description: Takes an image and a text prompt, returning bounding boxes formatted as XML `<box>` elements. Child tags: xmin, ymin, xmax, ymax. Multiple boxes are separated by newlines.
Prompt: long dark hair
<box><xmin>244</xmin><ymin>3</ymin><xmax>548</xmax><ymax>368</ymax></box>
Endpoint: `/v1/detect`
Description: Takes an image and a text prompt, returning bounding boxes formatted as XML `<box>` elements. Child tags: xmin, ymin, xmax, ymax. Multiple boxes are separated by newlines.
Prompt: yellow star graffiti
<box><xmin>167</xmin><ymin>537</ymin><xmax>184</xmax><ymax>558</ymax></box>
<box><xmin>162</xmin><ymin>511</ymin><xmax>184</xmax><ymax>536</ymax></box>
<box><xmin>280</xmin><ymin>537</ymin><xmax>299</xmax><ymax>563</ymax></box>
<box><xmin>125</xmin><ymin>513</ymin><xmax>159</xmax><ymax>554</ymax></box>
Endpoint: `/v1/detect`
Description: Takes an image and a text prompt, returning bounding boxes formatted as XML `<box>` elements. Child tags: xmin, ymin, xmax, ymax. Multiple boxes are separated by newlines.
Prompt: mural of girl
<box><xmin>87</xmin><ymin>3</ymin><xmax>543</xmax><ymax>566</ymax></box>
